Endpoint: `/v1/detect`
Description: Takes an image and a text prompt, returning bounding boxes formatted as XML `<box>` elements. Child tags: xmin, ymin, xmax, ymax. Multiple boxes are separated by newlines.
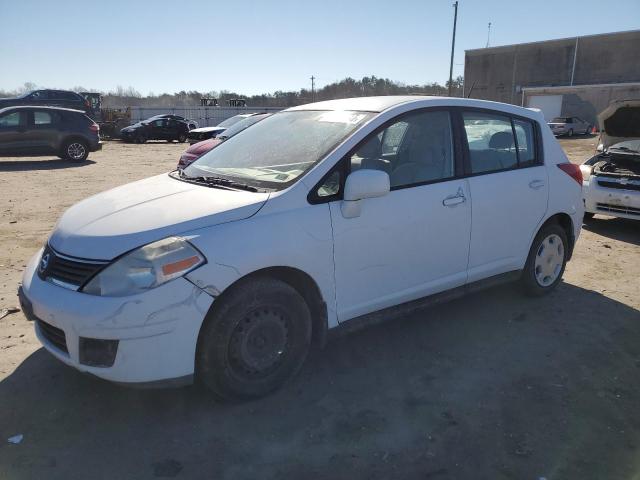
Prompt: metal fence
<box><xmin>129</xmin><ymin>106</ymin><xmax>283</xmax><ymax>127</ymax></box>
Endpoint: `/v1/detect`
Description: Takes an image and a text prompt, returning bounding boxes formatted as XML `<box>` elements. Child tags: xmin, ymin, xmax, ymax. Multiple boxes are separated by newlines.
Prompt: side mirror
<box><xmin>341</xmin><ymin>169</ymin><xmax>390</xmax><ymax>218</ymax></box>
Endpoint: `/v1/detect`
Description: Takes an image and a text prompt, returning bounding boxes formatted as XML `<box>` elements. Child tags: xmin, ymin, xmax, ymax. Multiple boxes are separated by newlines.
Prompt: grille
<box><xmin>37</xmin><ymin>319</ymin><xmax>68</xmax><ymax>354</ymax></box>
<box><xmin>37</xmin><ymin>244</ymin><xmax>108</xmax><ymax>290</ymax></box>
<box><xmin>596</xmin><ymin>203</ymin><xmax>640</xmax><ymax>217</ymax></box>
<box><xmin>597</xmin><ymin>180</ymin><xmax>640</xmax><ymax>192</ymax></box>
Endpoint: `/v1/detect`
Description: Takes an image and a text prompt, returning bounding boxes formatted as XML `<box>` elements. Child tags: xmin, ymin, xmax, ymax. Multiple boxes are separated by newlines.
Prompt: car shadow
<box><xmin>1</xmin><ymin>282</ymin><xmax>639</xmax><ymax>480</ymax></box>
<box><xmin>583</xmin><ymin>216</ymin><xmax>640</xmax><ymax>246</ymax></box>
<box><xmin>0</xmin><ymin>159</ymin><xmax>96</xmax><ymax>172</ymax></box>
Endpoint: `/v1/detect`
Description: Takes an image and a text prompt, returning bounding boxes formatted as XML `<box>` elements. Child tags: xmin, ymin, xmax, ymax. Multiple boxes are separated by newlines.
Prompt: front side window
<box><xmin>463</xmin><ymin>112</ymin><xmax>517</xmax><ymax>173</ymax></box>
<box><xmin>186</xmin><ymin>110</ymin><xmax>373</xmax><ymax>189</ymax></box>
<box><xmin>350</xmin><ymin>110</ymin><xmax>454</xmax><ymax>188</ymax></box>
<box><xmin>0</xmin><ymin>111</ymin><xmax>24</xmax><ymax>127</ymax></box>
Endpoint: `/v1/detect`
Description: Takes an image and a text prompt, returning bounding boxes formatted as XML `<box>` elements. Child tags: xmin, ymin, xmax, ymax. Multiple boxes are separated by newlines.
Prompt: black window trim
<box><xmin>308</xmin><ymin>106</ymin><xmax>465</xmax><ymax>204</ymax></box>
<box><xmin>457</xmin><ymin>106</ymin><xmax>544</xmax><ymax>178</ymax></box>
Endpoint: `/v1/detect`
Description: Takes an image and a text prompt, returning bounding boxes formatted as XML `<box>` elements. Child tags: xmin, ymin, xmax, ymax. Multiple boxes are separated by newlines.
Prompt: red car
<box><xmin>177</xmin><ymin>113</ymin><xmax>271</xmax><ymax>169</ymax></box>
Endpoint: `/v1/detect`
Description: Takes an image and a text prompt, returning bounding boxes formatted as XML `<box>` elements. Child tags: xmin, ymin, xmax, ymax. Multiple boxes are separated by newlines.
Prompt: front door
<box><xmin>0</xmin><ymin>110</ymin><xmax>30</xmax><ymax>156</ymax></box>
<box><xmin>327</xmin><ymin>109</ymin><xmax>472</xmax><ymax>321</ymax></box>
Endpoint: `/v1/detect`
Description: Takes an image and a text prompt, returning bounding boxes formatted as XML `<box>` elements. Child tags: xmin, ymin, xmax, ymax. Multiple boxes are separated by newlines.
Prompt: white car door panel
<box><xmin>467</xmin><ymin>166</ymin><xmax>548</xmax><ymax>281</ymax></box>
<box><xmin>330</xmin><ymin>179</ymin><xmax>471</xmax><ymax>321</ymax></box>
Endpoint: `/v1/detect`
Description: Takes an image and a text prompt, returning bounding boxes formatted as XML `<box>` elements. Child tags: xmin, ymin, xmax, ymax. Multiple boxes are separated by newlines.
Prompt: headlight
<box><xmin>579</xmin><ymin>164</ymin><xmax>593</xmax><ymax>182</ymax></box>
<box><xmin>82</xmin><ymin>237</ymin><xmax>205</xmax><ymax>297</ymax></box>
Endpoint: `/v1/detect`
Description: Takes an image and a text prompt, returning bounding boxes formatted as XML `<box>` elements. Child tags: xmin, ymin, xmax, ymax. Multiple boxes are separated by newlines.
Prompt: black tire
<box><xmin>568</xmin><ymin>128</ymin><xmax>574</xmax><ymax>137</ymax></box>
<box><xmin>135</xmin><ymin>134</ymin><xmax>147</xmax><ymax>144</ymax></box>
<box><xmin>167</xmin><ymin>138</ymin><xmax>174</xmax><ymax>143</ymax></box>
<box><xmin>197</xmin><ymin>277</ymin><xmax>312</xmax><ymax>401</ymax></box>
<box><xmin>177</xmin><ymin>133</ymin><xmax>187</xmax><ymax>143</ymax></box>
<box><xmin>61</xmin><ymin>139</ymin><xmax>89</xmax><ymax>161</ymax></box>
<box><xmin>584</xmin><ymin>126</ymin><xmax>592</xmax><ymax>135</ymax></box>
<box><xmin>520</xmin><ymin>223</ymin><xmax>568</xmax><ymax>296</ymax></box>
<box><xmin>583</xmin><ymin>212</ymin><xmax>595</xmax><ymax>221</ymax></box>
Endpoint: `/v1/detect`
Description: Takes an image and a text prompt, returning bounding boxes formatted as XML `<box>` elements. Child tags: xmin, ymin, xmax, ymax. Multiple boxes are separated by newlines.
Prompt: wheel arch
<box><xmin>538</xmin><ymin>212</ymin><xmax>575</xmax><ymax>259</ymax></box>
<box><xmin>196</xmin><ymin>266</ymin><xmax>329</xmax><ymax>354</ymax></box>
<box><xmin>59</xmin><ymin>135</ymin><xmax>89</xmax><ymax>152</ymax></box>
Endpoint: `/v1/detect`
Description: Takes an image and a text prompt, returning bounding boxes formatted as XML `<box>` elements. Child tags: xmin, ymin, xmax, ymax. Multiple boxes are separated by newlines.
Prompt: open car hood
<box><xmin>598</xmin><ymin>100</ymin><xmax>640</xmax><ymax>149</ymax></box>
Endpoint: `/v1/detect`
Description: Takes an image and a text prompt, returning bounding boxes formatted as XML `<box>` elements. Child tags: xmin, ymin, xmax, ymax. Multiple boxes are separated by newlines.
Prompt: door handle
<box><xmin>529</xmin><ymin>179</ymin><xmax>545</xmax><ymax>190</ymax></box>
<box><xmin>443</xmin><ymin>187</ymin><xmax>466</xmax><ymax>207</ymax></box>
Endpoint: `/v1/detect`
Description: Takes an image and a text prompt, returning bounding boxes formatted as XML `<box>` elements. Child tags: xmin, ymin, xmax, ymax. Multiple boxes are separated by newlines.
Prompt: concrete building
<box><xmin>464</xmin><ymin>30</ymin><xmax>640</xmax><ymax>125</ymax></box>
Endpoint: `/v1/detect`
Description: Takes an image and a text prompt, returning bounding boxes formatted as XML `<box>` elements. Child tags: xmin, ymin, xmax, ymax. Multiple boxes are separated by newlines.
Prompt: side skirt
<box><xmin>329</xmin><ymin>270</ymin><xmax>522</xmax><ymax>338</ymax></box>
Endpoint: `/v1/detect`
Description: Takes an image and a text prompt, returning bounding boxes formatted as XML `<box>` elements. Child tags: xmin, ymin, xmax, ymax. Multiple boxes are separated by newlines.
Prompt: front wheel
<box><xmin>177</xmin><ymin>133</ymin><xmax>187</xmax><ymax>143</ymax></box>
<box><xmin>135</xmin><ymin>134</ymin><xmax>147</xmax><ymax>144</ymax></box>
<box><xmin>521</xmin><ymin>223</ymin><xmax>568</xmax><ymax>296</ymax></box>
<box><xmin>197</xmin><ymin>277</ymin><xmax>312</xmax><ymax>401</ymax></box>
<box><xmin>568</xmin><ymin>129</ymin><xmax>574</xmax><ymax>137</ymax></box>
<box><xmin>62</xmin><ymin>139</ymin><xmax>89</xmax><ymax>161</ymax></box>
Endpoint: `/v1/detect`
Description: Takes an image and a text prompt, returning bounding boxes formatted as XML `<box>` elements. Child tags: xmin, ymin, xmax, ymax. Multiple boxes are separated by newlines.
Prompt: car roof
<box><xmin>286</xmin><ymin>95</ymin><xmax>545</xmax><ymax>121</ymax></box>
<box><xmin>0</xmin><ymin>105</ymin><xmax>86</xmax><ymax>115</ymax></box>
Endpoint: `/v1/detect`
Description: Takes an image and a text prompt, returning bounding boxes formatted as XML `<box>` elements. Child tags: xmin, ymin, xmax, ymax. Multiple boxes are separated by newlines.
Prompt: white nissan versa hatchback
<box><xmin>19</xmin><ymin>96</ymin><xmax>583</xmax><ymax>400</ymax></box>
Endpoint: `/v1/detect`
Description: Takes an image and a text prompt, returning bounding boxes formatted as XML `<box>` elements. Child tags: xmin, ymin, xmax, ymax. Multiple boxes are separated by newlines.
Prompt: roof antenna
<box><xmin>486</xmin><ymin>22</ymin><xmax>492</xmax><ymax>48</ymax></box>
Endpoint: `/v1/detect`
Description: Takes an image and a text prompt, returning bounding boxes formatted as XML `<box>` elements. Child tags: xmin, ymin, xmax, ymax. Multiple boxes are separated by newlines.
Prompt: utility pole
<box><xmin>486</xmin><ymin>22</ymin><xmax>492</xmax><ymax>48</ymax></box>
<box><xmin>448</xmin><ymin>1</ymin><xmax>458</xmax><ymax>97</ymax></box>
<box><xmin>310</xmin><ymin>76</ymin><xmax>316</xmax><ymax>102</ymax></box>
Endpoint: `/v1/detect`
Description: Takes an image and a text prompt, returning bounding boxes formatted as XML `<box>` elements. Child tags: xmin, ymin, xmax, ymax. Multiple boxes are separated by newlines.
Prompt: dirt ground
<box><xmin>0</xmin><ymin>136</ymin><xmax>638</xmax><ymax>480</ymax></box>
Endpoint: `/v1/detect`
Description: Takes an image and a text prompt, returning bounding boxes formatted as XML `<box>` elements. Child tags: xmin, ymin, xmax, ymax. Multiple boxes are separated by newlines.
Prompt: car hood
<box><xmin>49</xmin><ymin>173</ymin><xmax>269</xmax><ymax>259</ymax></box>
<box><xmin>185</xmin><ymin>138</ymin><xmax>222</xmax><ymax>155</ymax></box>
<box><xmin>598</xmin><ymin>100</ymin><xmax>640</xmax><ymax>149</ymax></box>
<box><xmin>190</xmin><ymin>126</ymin><xmax>226</xmax><ymax>134</ymax></box>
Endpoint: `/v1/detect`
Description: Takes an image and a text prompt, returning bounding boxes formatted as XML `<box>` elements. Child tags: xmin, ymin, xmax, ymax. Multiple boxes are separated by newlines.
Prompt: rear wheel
<box><xmin>197</xmin><ymin>277</ymin><xmax>312</xmax><ymax>401</ymax></box>
<box><xmin>135</xmin><ymin>134</ymin><xmax>147</xmax><ymax>144</ymax></box>
<box><xmin>177</xmin><ymin>133</ymin><xmax>187</xmax><ymax>143</ymax></box>
<box><xmin>166</xmin><ymin>138</ymin><xmax>174</xmax><ymax>143</ymax></box>
<box><xmin>521</xmin><ymin>223</ymin><xmax>568</xmax><ymax>296</ymax></box>
<box><xmin>62</xmin><ymin>139</ymin><xmax>89</xmax><ymax>161</ymax></box>
<box><xmin>568</xmin><ymin>128</ymin><xmax>574</xmax><ymax>137</ymax></box>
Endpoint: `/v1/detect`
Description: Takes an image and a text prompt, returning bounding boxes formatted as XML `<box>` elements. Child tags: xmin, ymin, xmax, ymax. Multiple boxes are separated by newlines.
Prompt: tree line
<box><xmin>1</xmin><ymin>76</ymin><xmax>464</xmax><ymax>108</ymax></box>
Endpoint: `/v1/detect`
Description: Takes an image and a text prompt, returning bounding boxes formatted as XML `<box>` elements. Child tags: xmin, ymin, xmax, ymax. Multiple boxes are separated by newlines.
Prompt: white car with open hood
<box><xmin>19</xmin><ymin>96</ymin><xmax>583</xmax><ymax>400</ymax></box>
<box><xmin>581</xmin><ymin>100</ymin><xmax>640</xmax><ymax>221</ymax></box>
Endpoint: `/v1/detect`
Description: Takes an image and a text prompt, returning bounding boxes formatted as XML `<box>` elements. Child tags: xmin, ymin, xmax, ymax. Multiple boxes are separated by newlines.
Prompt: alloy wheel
<box><xmin>67</xmin><ymin>142</ymin><xmax>86</xmax><ymax>160</ymax></box>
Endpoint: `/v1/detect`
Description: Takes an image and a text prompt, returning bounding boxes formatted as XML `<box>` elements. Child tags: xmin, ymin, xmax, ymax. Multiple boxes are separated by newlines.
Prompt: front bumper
<box><xmin>20</xmin><ymin>250</ymin><xmax>214</xmax><ymax>384</ymax></box>
<box><xmin>583</xmin><ymin>177</ymin><xmax>640</xmax><ymax>220</ymax></box>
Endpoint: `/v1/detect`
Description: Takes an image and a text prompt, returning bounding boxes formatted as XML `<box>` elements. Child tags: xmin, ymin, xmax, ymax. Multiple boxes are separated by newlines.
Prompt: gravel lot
<box><xmin>0</xmin><ymin>136</ymin><xmax>639</xmax><ymax>479</ymax></box>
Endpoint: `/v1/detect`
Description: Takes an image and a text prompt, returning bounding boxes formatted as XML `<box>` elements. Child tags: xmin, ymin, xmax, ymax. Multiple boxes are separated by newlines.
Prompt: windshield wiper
<box><xmin>177</xmin><ymin>170</ymin><xmax>262</xmax><ymax>192</ymax></box>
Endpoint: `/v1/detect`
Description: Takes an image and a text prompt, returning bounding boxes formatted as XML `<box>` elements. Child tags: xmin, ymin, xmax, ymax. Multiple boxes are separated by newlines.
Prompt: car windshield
<box><xmin>216</xmin><ymin>115</ymin><xmax>250</xmax><ymax>128</ymax></box>
<box><xmin>185</xmin><ymin>110</ymin><xmax>373</xmax><ymax>189</ymax></box>
<box><xmin>609</xmin><ymin>139</ymin><xmax>640</xmax><ymax>153</ymax></box>
<box><xmin>218</xmin><ymin>114</ymin><xmax>270</xmax><ymax>139</ymax></box>
<box><xmin>551</xmin><ymin>117</ymin><xmax>569</xmax><ymax>123</ymax></box>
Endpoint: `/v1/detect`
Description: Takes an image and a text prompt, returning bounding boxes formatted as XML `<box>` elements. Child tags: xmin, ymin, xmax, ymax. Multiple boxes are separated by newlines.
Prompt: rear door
<box><xmin>461</xmin><ymin>110</ymin><xmax>548</xmax><ymax>282</ymax></box>
<box><xmin>30</xmin><ymin>110</ymin><xmax>63</xmax><ymax>154</ymax></box>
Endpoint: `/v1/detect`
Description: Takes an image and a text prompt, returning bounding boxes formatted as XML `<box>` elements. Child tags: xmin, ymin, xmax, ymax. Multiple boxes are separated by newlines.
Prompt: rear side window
<box><xmin>463</xmin><ymin>112</ymin><xmax>517</xmax><ymax>173</ymax></box>
<box><xmin>462</xmin><ymin>111</ymin><xmax>539</xmax><ymax>173</ymax></box>
<box><xmin>34</xmin><ymin>111</ymin><xmax>60</xmax><ymax>125</ymax></box>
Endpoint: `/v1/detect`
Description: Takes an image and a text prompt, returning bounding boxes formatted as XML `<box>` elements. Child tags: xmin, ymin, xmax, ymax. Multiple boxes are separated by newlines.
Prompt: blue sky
<box><xmin>1</xmin><ymin>0</ymin><xmax>638</xmax><ymax>95</ymax></box>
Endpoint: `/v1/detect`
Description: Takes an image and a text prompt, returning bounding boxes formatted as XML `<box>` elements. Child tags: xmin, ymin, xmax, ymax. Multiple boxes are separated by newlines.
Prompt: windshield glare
<box><xmin>186</xmin><ymin>110</ymin><xmax>373</xmax><ymax>188</ymax></box>
<box><xmin>219</xmin><ymin>114</ymin><xmax>269</xmax><ymax>139</ymax></box>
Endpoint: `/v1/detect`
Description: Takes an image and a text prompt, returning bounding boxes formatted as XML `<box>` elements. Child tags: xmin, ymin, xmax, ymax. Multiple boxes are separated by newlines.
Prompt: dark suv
<box><xmin>0</xmin><ymin>106</ymin><xmax>101</xmax><ymax>161</ymax></box>
<box><xmin>0</xmin><ymin>90</ymin><xmax>91</xmax><ymax>114</ymax></box>
<box><xmin>120</xmin><ymin>117</ymin><xmax>190</xmax><ymax>143</ymax></box>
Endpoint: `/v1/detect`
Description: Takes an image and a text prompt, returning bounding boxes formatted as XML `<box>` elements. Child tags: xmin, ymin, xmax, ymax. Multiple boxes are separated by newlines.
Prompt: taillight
<box><xmin>558</xmin><ymin>163</ymin><xmax>583</xmax><ymax>185</ymax></box>
<box><xmin>89</xmin><ymin>123</ymin><xmax>99</xmax><ymax>133</ymax></box>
